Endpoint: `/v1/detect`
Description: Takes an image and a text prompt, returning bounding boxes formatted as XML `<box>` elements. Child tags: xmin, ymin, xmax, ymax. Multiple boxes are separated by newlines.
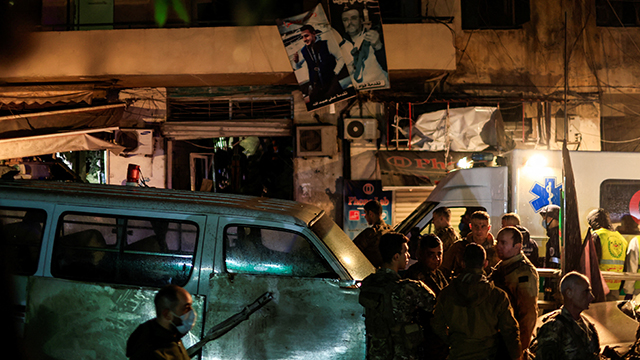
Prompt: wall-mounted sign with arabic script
<box><xmin>378</xmin><ymin>150</ymin><xmax>474</xmax><ymax>187</ymax></box>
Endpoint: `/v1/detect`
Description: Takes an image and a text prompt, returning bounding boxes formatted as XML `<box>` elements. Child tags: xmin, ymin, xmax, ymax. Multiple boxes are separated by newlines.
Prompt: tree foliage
<box><xmin>154</xmin><ymin>0</ymin><xmax>190</xmax><ymax>27</ymax></box>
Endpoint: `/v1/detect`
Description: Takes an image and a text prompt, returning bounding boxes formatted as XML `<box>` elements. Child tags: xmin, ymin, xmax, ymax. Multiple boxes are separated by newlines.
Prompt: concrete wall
<box><xmin>108</xmin><ymin>136</ymin><xmax>166</xmax><ymax>188</ymax></box>
<box><xmin>0</xmin><ymin>23</ymin><xmax>456</xmax><ymax>88</ymax></box>
<box><xmin>432</xmin><ymin>0</ymin><xmax>612</xmax><ymax>150</ymax></box>
<box><xmin>292</xmin><ymin>91</ymin><xmax>345</xmax><ymax>220</ymax></box>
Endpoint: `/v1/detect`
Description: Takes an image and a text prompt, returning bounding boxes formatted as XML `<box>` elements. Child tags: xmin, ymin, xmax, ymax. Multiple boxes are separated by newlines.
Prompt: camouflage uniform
<box><xmin>490</xmin><ymin>252</ymin><xmax>539</xmax><ymax>351</ymax></box>
<box><xmin>434</xmin><ymin>225</ymin><xmax>460</xmax><ymax>253</ymax></box>
<box><xmin>403</xmin><ymin>265</ymin><xmax>449</xmax><ymax>359</ymax></box>
<box><xmin>359</xmin><ymin>268</ymin><xmax>436</xmax><ymax>360</ymax></box>
<box><xmin>531</xmin><ymin>306</ymin><xmax>600</xmax><ymax>360</ymax></box>
<box><xmin>432</xmin><ymin>268</ymin><xmax>521</xmax><ymax>360</ymax></box>
<box><xmin>403</xmin><ymin>263</ymin><xmax>448</xmax><ymax>297</ymax></box>
<box><xmin>440</xmin><ymin>233</ymin><xmax>499</xmax><ymax>280</ymax></box>
<box><xmin>354</xmin><ymin>220</ymin><xmax>393</xmax><ymax>268</ymax></box>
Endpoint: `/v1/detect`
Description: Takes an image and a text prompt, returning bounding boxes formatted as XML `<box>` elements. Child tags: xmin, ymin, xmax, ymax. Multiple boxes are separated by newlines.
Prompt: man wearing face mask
<box><xmin>540</xmin><ymin>204</ymin><xmax>560</xmax><ymax>302</ymax></box>
<box><xmin>127</xmin><ymin>284</ymin><xmax>196</xmax><ymax>360</ymax></box>
<box><xmin>539</xmin><ymin>205</ymin><xmax>560</xmax><ymax>269</ymax></box>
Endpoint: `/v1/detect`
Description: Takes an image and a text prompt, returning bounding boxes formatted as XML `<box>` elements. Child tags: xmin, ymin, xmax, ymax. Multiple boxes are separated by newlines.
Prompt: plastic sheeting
<box><xmin>0</xmin><ymin>129</ymin><xmax>124</xmax><ymax>160</ymax></box>
<box><xmin>410</xmin><ymin>106</ymin><xmax>513</xmax><ymax>152</ymax></box>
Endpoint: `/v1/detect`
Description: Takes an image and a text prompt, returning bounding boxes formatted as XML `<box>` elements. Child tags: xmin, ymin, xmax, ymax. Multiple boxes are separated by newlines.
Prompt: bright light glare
<box><xmin>457</xmin><ymin>157</ymin><xmax>473</xmax><ymax>169</ymax></box>
<box><xmin>525</xmin><ymin>154</ymin><xmax>548</xmax><ymax>168</ymax></box>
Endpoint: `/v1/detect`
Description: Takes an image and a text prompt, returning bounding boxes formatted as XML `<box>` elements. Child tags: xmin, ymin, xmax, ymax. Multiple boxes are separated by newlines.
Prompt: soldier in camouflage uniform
<box><xmin>530</xmin><ymin>271</ymin><xmax>600</xmax><ymax>360</ymax></box>
<box><xmin>359</xmin><ymin>232</ymin><xmax>436</xmax><ymax>360</ymax></box>
<box><xmin>404</xmin><ymin>234</ymin><xmax>448</xmax><ymax>297</ymax></box>
<box><xmin>403</xmin><ymin>234</ymin><xmax>448</xmax><ymax>359</ymax></box>
<box><xmin>354</xmin><ymin>200</ymin><xmax>393</xmax><ymax>268</ymax></box>
<box><xmin>501</xmin><ymin>212</ymin><xmax>541</xmax><ymax>267</ymax></box>
<box><xmin>440</xmin><ymin>211</ymin><xmax>499</xmax><ymax>280</ymax></box>
<box><xmin>432</xmin><ymin>243</ymin><xmax>521</xmax><ymax>360</ymax></box>
<box><xmin>490</xmin><ymin>226</ymin><xmax>539</xmax><ymax>353</ymax></box>
<box><xmin>433</xmin><ymin>207</ymin><xmax>461</xmax><ymax>253</ymax></box>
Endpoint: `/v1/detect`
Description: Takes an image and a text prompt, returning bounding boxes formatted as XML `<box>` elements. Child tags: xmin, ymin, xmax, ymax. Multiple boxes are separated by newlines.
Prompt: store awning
<box><xmin>0</xmin><ymin>104</ymin><xmax>126</xmax><ymax>139</ymax></box>
<box><xmin>162</xmin><ymin>119</ymin><xmax>292</xmax><ymax>140</ymax></box>
<box><xmin>0</xmin><ymin>128</ymin><xmax>125</xmax><ymax>160</ymax></box>
<box><xmin>378</xmin><ymin>150</ymin><xmax>473</xmax><ymax>189</ymax></box>
<box><xmin>0</xmin><ymin>85</ymin><xmax>107</xmax><ymax>105</ymax></box>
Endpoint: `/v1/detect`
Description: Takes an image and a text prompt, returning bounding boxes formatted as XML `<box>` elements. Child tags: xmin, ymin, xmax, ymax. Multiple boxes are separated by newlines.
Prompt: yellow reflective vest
<box><xmin>595</xmin><ymin>228</ymin><xmax>628</xmax><ymax>290</ymax></box>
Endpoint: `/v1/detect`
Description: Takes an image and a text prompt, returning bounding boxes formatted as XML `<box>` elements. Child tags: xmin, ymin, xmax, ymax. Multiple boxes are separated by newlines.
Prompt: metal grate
<box><xmin>168</xmin><ymin>97</ymin><xmax>293</xmax><ymax>122</ymax></box>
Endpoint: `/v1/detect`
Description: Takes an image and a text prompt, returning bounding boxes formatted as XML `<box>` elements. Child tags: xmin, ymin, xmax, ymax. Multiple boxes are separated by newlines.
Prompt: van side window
<box><xmin>600</xmin><ymin>179</ymin><xmax>640</xmax><ymax>227</ymax></box>
<box><xmin>224</xmin><ymin>225</ymin><xmax>337</xmax><ymax>278</ymax></box>
<box><xmin>0</xmin><ymin>207</ymin><xmax>46</xmax><ymax>275</ymax></box>
<box><xmin>51</xmin><ymin>213</ymin><xmax>198</xmax><ymax>287</ymax></box>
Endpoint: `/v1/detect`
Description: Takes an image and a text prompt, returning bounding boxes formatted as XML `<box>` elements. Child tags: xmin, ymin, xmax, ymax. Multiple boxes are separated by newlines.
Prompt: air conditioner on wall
<box><xmin>344</xmin><ymin>118</ymin><xmax>380</xmax><ymax>140</ymax></box>
<box><xmin>296</xmin><ymin>125</ymin><xmax>338</xmax><ymax>157</ymax></box>
<box><xmin>115</xmin><ymin>129</ymin><xmax>154</xmax><ymax>155</ymax></box>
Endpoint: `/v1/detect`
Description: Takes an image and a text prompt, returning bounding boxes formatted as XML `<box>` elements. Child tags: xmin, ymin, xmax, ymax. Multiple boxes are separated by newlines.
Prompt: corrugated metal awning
<box><xmin>162</xmin><ymin>119</ymin><xmax>292</xmax><ymax>140</ymax></box>
<box><xmin>0</xmin><ymin>127</ymin><xmax>124</xmax><ymax>160</ymax></box>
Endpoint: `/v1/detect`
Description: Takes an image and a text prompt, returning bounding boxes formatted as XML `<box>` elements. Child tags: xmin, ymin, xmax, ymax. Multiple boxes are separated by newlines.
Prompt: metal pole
<box><xmin>561</xmin><ymin>11</ymin><xmax>568</xmax><ymax>274</ymax></box>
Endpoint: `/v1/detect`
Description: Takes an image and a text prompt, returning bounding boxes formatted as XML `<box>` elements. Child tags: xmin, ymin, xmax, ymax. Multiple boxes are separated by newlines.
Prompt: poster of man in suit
<box><xmin>278</xmin><ymin>4</ymin><xmax>356</xmax><ymax>111</ymax></box>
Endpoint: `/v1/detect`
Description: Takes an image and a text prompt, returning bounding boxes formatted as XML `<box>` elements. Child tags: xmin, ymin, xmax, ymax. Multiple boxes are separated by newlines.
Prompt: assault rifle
<box><xmin>187</xmin><ymin>292</ymin><xmax>274</xmax><ymax>358</ymax></box>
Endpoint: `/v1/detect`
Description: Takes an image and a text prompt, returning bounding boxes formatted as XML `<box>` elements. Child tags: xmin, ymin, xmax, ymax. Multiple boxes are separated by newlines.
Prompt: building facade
<box><xmin>0</xmin><ymin>0</ymin><xmax>637</xmax><ymax>228</ymax></box>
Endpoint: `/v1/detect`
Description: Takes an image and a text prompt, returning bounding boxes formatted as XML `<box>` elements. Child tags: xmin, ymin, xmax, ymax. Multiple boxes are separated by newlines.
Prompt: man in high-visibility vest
<box><xmin>588</xmin><ymin>208</ymin><xmax>628</xmax><ymax>301</ymax></box>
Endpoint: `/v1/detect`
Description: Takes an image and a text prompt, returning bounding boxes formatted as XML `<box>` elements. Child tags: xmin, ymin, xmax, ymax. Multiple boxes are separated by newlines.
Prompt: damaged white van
<box><xmin>1</xmin><ymin>180</ymin><xmax>374</xmax><ymax>359</ymax></box>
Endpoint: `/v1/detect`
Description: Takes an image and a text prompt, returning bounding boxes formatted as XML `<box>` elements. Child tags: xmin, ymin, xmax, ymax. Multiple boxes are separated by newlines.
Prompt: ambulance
<box><xmin>396</xmin><ymin>149</ymin><xmax>640</xmax><ymax>253</ymax></box>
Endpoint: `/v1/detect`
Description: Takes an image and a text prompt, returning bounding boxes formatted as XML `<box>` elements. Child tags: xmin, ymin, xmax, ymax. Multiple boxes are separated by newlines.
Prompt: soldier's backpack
<box><xmin>359</xmin><ymin>272</ymin><xmax>424</xmax><ymax>357</ymax></box>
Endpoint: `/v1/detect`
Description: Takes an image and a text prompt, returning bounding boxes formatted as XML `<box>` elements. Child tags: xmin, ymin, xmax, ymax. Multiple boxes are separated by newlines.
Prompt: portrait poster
<box><xmin>329</xmin><ymin>0</ymin><xmax>390</xmax><ymax>91</ymax></box>
<box><xmin>343</xmin><ymin>180</ymin><xmax>392</xmax><ymax>240</ymax></box>
<box><xmin>277</xmin><ymin>4</ymin><xmax>356</xmax><ymax>111</ymax></box>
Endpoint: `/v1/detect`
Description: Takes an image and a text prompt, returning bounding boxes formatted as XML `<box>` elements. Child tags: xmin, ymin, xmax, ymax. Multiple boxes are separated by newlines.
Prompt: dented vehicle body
<box><xmin>1</xmin><ymin>180</ymin><xmax>374</xmax><ymax>359</ymax></box>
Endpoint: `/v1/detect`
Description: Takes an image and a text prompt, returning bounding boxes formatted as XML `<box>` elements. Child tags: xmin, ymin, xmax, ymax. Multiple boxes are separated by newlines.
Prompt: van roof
<box><xmin>0</xmin><ymin>180</ymin><xmax>323</xmax><ymax>226</ymax></box>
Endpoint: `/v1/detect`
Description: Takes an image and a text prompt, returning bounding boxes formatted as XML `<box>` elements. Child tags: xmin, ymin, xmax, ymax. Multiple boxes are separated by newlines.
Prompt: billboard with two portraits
<box><xmin>277</xmin><ymin>1</ymin><xmax>389</xmax><ymax>111</ymax></box>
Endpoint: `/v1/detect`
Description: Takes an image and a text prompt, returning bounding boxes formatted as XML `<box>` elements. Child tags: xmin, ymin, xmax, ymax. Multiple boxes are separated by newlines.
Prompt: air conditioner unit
<box><xmin>344</xmin><ymin>118</ymin><xmax>379</xmax><ymax>140</ymax></box>
<box><xmin>115</xmin><ymin>129</ymin><xmax>154</xmax><ymax>155</ymax></box>
<box><xmin>296</xmin><ymin>125</ymin><xmax>338</xmax><ymax>157</ymax></box>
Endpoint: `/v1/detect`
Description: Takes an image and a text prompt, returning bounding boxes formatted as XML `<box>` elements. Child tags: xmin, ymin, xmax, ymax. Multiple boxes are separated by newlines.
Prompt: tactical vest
<box><xmin>595</xmin><ymin>228</ymin><xmax>628</xmax><ymax>290</ymax></box>
<box><xmin>359</xmin><ymin>273</ymin><xmax>423</xmax><ymax>358</ymax></box>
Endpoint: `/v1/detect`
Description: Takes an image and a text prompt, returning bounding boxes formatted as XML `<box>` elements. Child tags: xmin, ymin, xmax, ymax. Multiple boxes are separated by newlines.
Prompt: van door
<box><xmin>22</xmin><ymin>206</ymin><xmax>207</xmax><ymax>360</ymax></box>
<box><xmin>202</xmin><ymin>217</ymin><xmax>365</xmax><ymax>359</ymax></box>
<box><xmin>1</xmin><ymin>202</ymin><xmax>53</xmax><ymax>337</ymax></box>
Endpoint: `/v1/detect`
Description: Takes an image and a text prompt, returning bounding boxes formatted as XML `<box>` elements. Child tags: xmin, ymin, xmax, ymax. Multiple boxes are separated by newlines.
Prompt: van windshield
<box><xmin>310</xmin><ymin>213</ymin><xmax>374</xmax><ymax>281</ymax></box>
<box><xmin>394</xmin><ymin>200</ymin><xmax>439</xmax><ymax>234</ymax></box>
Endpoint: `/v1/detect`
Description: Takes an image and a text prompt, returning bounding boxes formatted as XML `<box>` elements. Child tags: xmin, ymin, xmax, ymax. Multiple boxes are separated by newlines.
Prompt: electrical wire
<box><xmin>605</xmin><ymin>0</ymin><xmax>640</xmax><ymax>55</ymax></box>
<box><xmin>184</xmin><ymin>140</ymin><xmax>218</xmax><ymax>150</ymax></box>
<box><xmin>601</xmin><ymin>136</ymin><xmax>640</xmax><ymax>144</ymax></box>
